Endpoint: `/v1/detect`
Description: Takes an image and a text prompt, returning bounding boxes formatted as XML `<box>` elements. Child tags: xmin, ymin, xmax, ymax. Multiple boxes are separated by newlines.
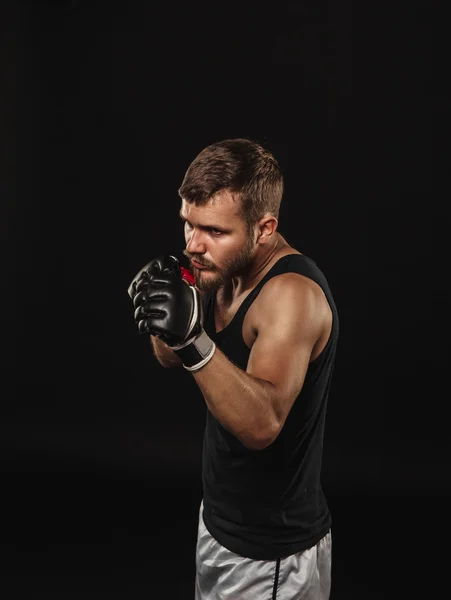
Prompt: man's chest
<box><xmin>213</xmin><ymin>292</ymin><xmax>257</xmax><ymax>348</ymax></box>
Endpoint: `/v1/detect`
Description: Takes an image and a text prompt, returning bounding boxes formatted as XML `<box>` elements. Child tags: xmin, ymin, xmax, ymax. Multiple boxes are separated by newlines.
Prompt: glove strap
<box><xmin>170</xmin><ymin>329</ymin><xmax>216</xmax><ymax>372</ymax></box>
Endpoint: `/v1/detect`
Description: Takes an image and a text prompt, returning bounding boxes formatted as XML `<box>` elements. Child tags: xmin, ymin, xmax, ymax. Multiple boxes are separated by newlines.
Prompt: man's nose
<box><xmin>186</xmin><ymin>229</ymin><xmax>206</xmax><ymax>255</ymax></box>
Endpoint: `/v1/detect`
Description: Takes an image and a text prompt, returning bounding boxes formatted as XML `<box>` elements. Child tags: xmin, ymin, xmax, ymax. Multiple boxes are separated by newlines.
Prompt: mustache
<box><xmin>183</xmin><ymin>250</ymin><xmax>214</xmax><ymax>268</ymax></box>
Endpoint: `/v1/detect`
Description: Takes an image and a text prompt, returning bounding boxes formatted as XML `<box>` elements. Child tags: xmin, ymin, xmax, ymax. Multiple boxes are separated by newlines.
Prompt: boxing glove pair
<box><xmin>127</xmin><ymin>255</ymin><xmax>216</xmax><ymax>372</ymax></box>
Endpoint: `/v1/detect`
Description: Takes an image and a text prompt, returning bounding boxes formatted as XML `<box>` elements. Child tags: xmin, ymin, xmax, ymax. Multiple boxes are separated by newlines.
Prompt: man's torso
<box><xmin>213</xmin><ymin>246</ymin><xmax>333</xmax><ymax>363</ymax></box>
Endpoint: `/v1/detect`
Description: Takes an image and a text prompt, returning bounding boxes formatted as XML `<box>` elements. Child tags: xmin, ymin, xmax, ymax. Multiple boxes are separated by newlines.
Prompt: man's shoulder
<box><xmin>259</xmin><ymin>269</ymin><xmax>320</xmax><ymax>303</ymax></box>
<box><xmin>251</xmin><ymin>264</ymin><xmax>329</xmax><ymax>328</ymax></box>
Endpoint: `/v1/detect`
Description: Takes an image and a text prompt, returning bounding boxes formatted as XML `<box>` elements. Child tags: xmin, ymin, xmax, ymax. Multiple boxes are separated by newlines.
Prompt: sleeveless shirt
<box><xmin>200</xmin><ymin>254</ymin><xmax>339</xmax><ymax>560</ymax></box>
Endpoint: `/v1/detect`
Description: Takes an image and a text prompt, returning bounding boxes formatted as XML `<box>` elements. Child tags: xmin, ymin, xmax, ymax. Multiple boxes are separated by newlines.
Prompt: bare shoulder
<box><xmin>249</xmin><ymin>271</ymin><xmax>330</xmax><ymax>333</ymax></box>
<box><xmin>261</xmin><ymin>271</ymin><xmax>327</xmax><ymax>306</ymax></box>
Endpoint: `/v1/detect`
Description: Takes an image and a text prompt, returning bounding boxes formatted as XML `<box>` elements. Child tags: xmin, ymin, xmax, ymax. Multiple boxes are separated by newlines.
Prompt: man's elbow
<box><xmin>244</xmin><ymin>423</ymin><xmax>280</xmax><ymax>451</ymax></box>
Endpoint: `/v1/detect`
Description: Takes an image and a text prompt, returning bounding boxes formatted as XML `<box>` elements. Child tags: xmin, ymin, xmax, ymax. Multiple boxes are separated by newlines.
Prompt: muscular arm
<box><xmin>192</xmin><ymin>347</ymin><xmax>280</xmax><ymax>449</ymax></box>
<box><xmin>192</xmin><ymin>274</ymin><xmax>327</xmax><ymax>450</ymax></box>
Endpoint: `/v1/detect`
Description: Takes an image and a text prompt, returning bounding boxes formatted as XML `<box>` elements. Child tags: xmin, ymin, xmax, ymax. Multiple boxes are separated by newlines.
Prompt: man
<box><xmin>128</xmin><ymin>138</ymin><xmax>339</xmax><ymax>599</ymax></box>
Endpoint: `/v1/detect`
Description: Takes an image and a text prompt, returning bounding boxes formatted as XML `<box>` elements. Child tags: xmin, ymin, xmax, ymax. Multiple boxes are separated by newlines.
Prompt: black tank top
<box><xmin>200</xmin><ymin>253</ymin><xmax>339</xmax><ymax>560</ymax></box>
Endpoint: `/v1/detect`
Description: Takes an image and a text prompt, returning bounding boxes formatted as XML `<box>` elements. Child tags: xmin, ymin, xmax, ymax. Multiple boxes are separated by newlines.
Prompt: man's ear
<box><xmin>256</xmin><ymin>215</ymin><xmax>278</xmax><ymax>244</ymax></box>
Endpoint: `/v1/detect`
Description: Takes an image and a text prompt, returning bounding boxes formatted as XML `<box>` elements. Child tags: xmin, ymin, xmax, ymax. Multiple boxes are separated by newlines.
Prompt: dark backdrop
<box><xmin>1</xmin><ymin>1</ymin><xmax>447</xmax><ymax>598</ymax></box>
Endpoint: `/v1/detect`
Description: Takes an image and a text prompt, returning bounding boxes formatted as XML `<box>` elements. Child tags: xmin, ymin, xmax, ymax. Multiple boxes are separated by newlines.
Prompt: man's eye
<box><xmin>211</xmin><ymin>229</ymin><xmax>223</xmax><ymax>236</ymax></box>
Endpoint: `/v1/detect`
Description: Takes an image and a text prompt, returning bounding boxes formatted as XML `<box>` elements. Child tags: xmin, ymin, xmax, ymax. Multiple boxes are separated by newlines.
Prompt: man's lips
<box><xmin>191</xmin><ymin>259</ymin><xmax>210</xmax><ymax>269</ymax></box>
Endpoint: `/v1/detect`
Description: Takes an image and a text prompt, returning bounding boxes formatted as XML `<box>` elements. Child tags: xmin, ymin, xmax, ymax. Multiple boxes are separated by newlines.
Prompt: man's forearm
<box><xmin>150</xmin><ymin>335</ymin><xmax>183</xmax><ymax>368</ymax></box>
<box><xmin>192</xmin><ymin>347</ymin><xmax>280</xmax><ymax>450</ymax></box>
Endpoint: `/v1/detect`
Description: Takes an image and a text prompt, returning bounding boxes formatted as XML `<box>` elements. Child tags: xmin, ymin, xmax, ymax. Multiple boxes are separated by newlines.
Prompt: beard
<box><xmin>183</xmin><ymin>237</ymin><xmax>255</xmax><ymax>292</ymax></box>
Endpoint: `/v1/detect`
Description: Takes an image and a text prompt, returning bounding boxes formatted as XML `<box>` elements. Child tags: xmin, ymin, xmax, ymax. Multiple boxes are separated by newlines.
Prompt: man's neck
<box><xmin>225</xmin><ymin>234</ymin><xmax>293</xmax><ymax>300</ymax></box>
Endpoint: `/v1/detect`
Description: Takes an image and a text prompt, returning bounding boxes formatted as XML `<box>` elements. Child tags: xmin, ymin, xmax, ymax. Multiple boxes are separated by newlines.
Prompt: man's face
<box><xmin>180</xmin><ymin>191</ymin><xmax>255</xmax><ymax>292</ymax></box>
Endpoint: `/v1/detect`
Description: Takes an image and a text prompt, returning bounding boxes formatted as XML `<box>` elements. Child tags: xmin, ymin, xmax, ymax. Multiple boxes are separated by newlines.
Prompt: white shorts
<box><xmin>195</xmin><ymin>500</ymin><xmax>332</xmax><ymax>600</ymax></box>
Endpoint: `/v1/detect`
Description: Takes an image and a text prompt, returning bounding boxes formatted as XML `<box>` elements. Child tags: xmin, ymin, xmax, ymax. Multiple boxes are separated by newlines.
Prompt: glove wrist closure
<box><xmin>170</xmin><ymin>329</ymin><xmax>216</xmax><ymax>372</ymax></box>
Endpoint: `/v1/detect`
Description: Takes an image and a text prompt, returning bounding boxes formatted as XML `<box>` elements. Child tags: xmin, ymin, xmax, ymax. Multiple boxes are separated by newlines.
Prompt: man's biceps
<box><xmin>248</xmin><ymin>343</ymin><xmax>297</xmax><ymax>382</ymax></box>
<box><xmin>250</xmin><ymin>333</ymin><xmax>311</xmax><ymax>383</ymax></box>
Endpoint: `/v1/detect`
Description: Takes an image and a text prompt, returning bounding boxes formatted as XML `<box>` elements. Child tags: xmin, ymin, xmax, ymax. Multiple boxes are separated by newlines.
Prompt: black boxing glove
<box><xmin>127</xmin><ymin>255</ymin><xmax>216</xmax><ymax>372</ymax></box>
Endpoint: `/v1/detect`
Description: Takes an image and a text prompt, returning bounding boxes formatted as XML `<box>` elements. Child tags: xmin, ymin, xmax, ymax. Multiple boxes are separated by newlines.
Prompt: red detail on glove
<box><xmin>180</xmin><ymin>266</ymin><xmax>195</xmax><ymax>285</ymax></box>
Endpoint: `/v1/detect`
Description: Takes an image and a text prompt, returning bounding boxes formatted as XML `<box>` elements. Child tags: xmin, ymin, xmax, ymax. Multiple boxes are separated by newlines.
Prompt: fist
<box><xmin>127</xmin><ymin>255</ymin><xmax>181</xmax><ymax>298</ymax></box>
<box><xmin>128</xmin><ymin>255</ymin><xmax>202</xmax><ymax>345</ymax></box>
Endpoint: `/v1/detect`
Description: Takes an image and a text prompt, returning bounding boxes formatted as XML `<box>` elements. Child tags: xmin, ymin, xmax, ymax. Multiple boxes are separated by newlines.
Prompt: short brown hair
<box><xmin>178</xmin><ymin>138</ymin><xmax>284</xmax><ymax>233</ymax></box>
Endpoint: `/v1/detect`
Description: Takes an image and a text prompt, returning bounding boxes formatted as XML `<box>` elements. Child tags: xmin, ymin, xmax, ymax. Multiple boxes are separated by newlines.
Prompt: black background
<box><xmin>1</xmin><ymin>0</ymin><xmax>447</xmax><ymax>598</ymax></box>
